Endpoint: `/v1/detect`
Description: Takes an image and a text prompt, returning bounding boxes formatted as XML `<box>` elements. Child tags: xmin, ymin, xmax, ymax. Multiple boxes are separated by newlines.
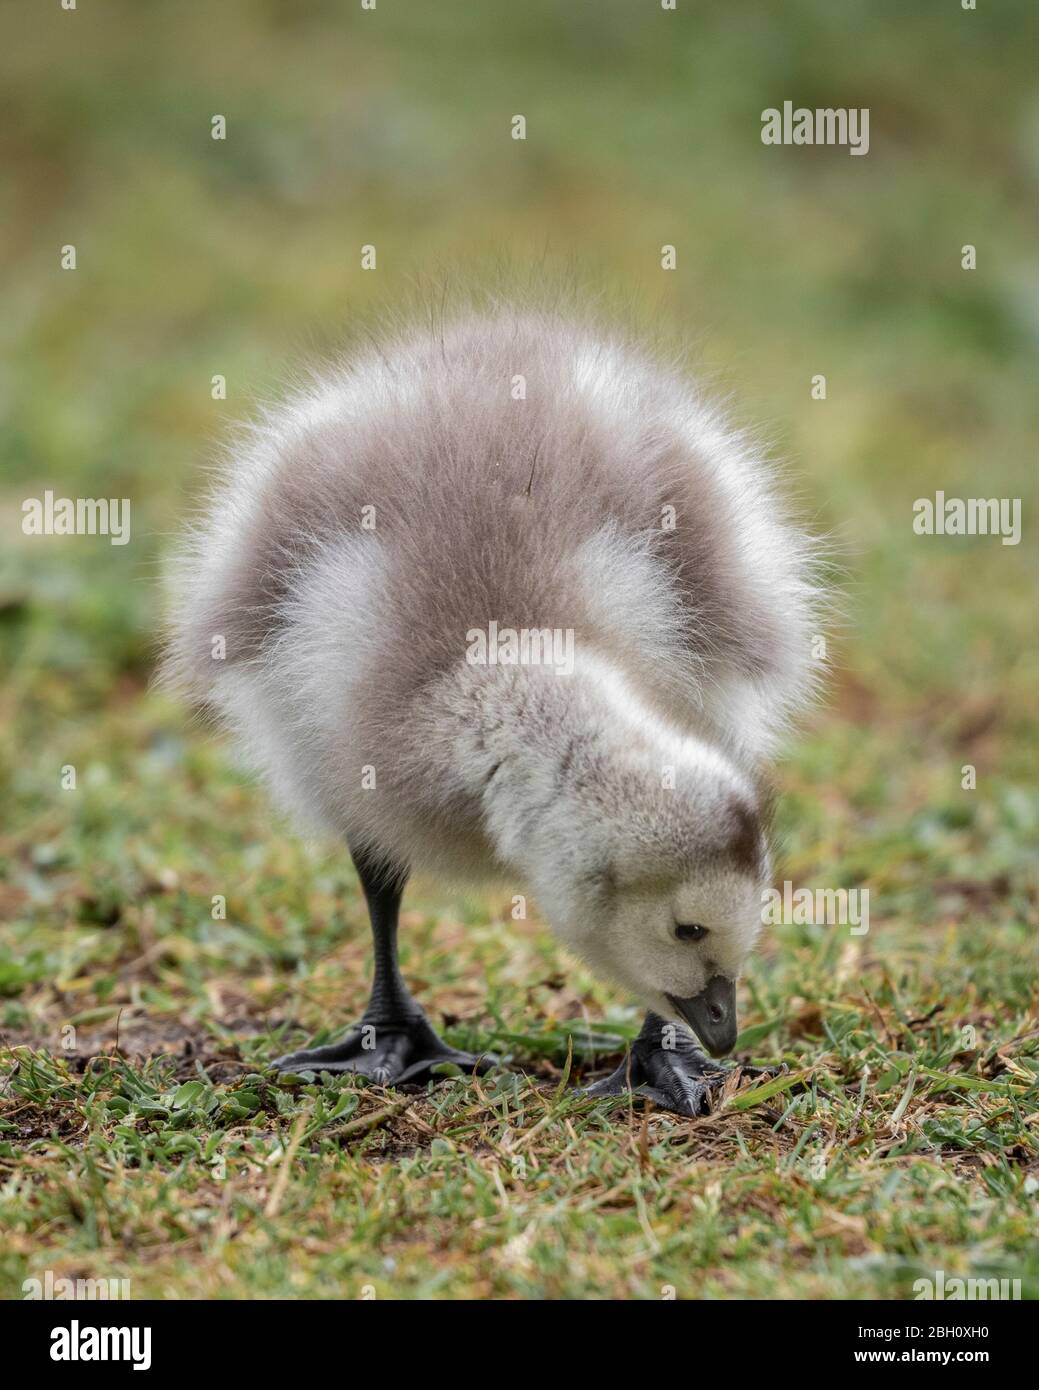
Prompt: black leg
<box><xmin>579</xmin><ymin>1011</ymin><xmax>772</xmax><ymax>1117</ymax></box>
<box><xmin>272</xmin><ymin>846</ymin><xmax>496</xmax><ymax>1085</ymax></box>
<box><xmin>355</xmin><ymin>850</ymin><xmax>421</xmax><ymax>1029</ymax></box>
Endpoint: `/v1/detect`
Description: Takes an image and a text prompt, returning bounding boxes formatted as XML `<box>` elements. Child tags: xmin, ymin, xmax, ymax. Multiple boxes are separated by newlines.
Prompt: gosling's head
<box><xmin>527</xmin><ymin>742</ymin><xmax>770</xmax><ymax>1056</ymax></box>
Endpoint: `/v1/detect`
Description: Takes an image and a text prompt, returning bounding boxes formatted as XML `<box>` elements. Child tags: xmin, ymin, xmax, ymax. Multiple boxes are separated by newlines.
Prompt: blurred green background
<box><xmin>1</xmin><ymin>0</ymin><xmax>1037</xmax><ymax>1300</ymax></box>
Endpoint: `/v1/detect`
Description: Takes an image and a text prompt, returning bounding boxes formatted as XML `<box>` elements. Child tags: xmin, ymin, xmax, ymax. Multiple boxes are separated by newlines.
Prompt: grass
<box><xmin>2</xmin><ymin>0</ymin><xmax>1038</xmax><ymax>1300</ymax></box>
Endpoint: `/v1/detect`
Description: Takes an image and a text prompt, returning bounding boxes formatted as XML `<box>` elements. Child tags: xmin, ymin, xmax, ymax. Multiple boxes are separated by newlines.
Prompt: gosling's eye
<box><xmin>675</xmin><ymin>922</ymin><xmax>708</xmax><ymax>943</ymax></box>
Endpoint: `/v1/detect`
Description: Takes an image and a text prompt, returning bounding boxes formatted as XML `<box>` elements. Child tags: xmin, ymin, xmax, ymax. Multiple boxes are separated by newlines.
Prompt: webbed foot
<box><xmin>273</xmin><ymin>1012</ymin><xmax>497</xmax><ymax>1086</ymax></box>
<box><xmin>580</xmin><ymin>1013</ymin><xmax>779</xmax><ymax>1118</ymax></box>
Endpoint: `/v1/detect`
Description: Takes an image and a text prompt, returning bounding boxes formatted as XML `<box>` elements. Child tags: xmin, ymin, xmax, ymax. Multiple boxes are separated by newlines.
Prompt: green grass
<box><xmin>2</xmin><ymin>0</ymin><xmax>1038</xmax><ymax>1300</ymax></box>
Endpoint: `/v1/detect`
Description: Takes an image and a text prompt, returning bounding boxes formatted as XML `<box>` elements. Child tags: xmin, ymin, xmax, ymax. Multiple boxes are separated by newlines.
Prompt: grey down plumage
<box><xmin>164</xmin><ymin>309</ymin><xmax>824</xmax><ymax>1042</ymax></box>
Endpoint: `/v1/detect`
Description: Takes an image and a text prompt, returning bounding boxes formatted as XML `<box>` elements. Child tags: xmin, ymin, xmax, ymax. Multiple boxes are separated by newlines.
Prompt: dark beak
<box><xmin>668</xmin><ymin>976</ymin><xmax>738</xmax><ymax>1057</ymax></box>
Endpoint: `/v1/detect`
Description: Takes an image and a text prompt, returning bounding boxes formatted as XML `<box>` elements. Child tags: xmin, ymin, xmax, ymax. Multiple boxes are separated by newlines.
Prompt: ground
<box><xmin>2</xmin><ymin>0</ymin><xmax>1037</xmax><ymax>1300</ymax></box>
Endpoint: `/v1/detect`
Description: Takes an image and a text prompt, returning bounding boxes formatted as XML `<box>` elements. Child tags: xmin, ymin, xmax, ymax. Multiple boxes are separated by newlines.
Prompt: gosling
<box><xmin>164</xmin><ymin>310</ymin><xmax>823</xmax><ymax>1116</ymax></box>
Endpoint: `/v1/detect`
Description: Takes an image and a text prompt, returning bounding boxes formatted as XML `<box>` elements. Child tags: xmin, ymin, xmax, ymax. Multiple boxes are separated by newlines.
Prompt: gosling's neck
<box><xmin>421</xmin><ymin>651</ymin><xmax>732</xmax><ymax>879</ymax></box>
